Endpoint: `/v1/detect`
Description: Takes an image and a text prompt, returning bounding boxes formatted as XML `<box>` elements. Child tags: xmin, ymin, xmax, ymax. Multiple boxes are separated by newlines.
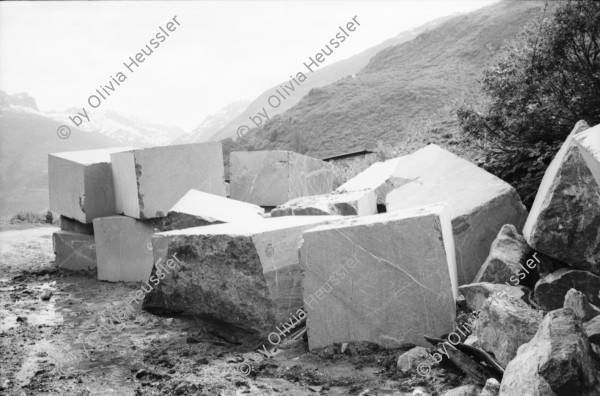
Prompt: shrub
<box><xmin>458</xmin><ymin>0</ymin><xmax>600</xmax><ymax>207</ymax></box>
<box><xmin>9</xmin><ymin>210</ymin><xmax>57</xmax><ymax>225</ymax></box>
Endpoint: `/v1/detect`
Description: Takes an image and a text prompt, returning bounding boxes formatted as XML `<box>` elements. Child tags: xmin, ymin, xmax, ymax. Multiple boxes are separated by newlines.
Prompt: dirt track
<box><xmin>0</xmin><ymin>225</ymin><xmax>468</xmax><ymax>395</ymax></box>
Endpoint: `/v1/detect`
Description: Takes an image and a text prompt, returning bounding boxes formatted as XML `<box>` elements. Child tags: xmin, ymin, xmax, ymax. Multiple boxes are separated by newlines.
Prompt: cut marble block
<box><xmin>53</xmin><ymin>231</ymin><xmax>96</xmax><ymax>271</ymax></box>
<box><xmin>93</xmin><ymin>216</ymin><xmax>156</xmax><ymax>282</ymax></box>
<box><xmin>574</xmin><ymin>123</ymin><xmax>600</xmax><ymax>186</ymax></box>
<box><xmin>60</xmin><ymin>215</ymin><xmax>94</xmax><ymax>235</ymax></box>
<box><xmin>385</xmin><ymin>145</ymin><xmax>528</xmax><ymax>285</ymax></box>
<box><xmin>48</xmin><ymin>147</ymin><xmax>136</xmax><ymax>223</ymax></box>
<box><xmin>336</xmin><ymin>158</ymin><xmax>405</xmax><ymax>204</ymax></box>
<box><xmin>230</xmin><ymin>151</ymin><xmax>333</xmax><ymax>206</ymax></box>
<box><xmin>143</xmin><ymin>215</ymin><xmax>342</xmax><ymax>334</ymax></box>
<box><xmin>160</xmin><ymin>189</ymin><xmax>264</xmax><ymax>230</ymax></box>
<box><xmin>271</xmin><ymin>190</ymin><xmax>377</xmax><ymax>217</ymax></box>
<box><xmin>300</xmin><ymin>204</ymin><xmax>457</xmax><ymax>350</ymax></box>
<box><xmin>524</xmin><ymin>121</ymin><xmax>600</xmax><ymax>275</ymax></box>
<box><xmin>110</xmin><ymin>143</ymin><xmax>226</xmax><ymax>219</ymax></box>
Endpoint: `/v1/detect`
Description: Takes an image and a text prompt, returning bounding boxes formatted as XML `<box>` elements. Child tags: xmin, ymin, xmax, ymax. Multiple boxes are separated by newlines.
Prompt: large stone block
<box><xmin>300</xmin><ymin>204</ymin><xmax>457</xmax><ymax>350</ymax></box>
<box><xmin>385</xmin><ymin>145</ymin><xmax>528</xmax><ymax>285</ymax></box>
<box><xmin>143</xmin><ymin>216</ymin><xmax>342</xmax><ymax>334</ymax></box>
<box><xmin>524</xmin><ymin>121</ymin><xmax>600</xmax><ymax>275</ymax></box>
<box><xmin>159</xmin><ymin>189</ymin><xmax>265</xmax><ymax>230</ymax></box>
<box><xmin>48</xmin><ymin>147</ymin><xmax>136</xmax><ymax>223</ymax></box>
<box><xmin>111</xmin><ymin>143</ymin><xmax>225</xmax><ymax>219</ymax></box>
<box><xmin>271</xmin><ymin>190</ymin><xmax>377</xmax><ymax>217</ymax></box>
<box><xmin>53</xmin><ymin>231</ymin><xmax>96</xmax><ymax>271</ymax></box>
<box><xmin>230</xmin><ymin>151</ymin><xmax>333</xmax><ymax>206</ymax></box>
<box><xmin>93</xmin><ymin>216</ymin><xmax>156</xmax><ymax>282</ymax></box>
<box><xmin>336</xmin><ymin>158</ymin><xmax>406</xmax><ymax>204</ymax></box>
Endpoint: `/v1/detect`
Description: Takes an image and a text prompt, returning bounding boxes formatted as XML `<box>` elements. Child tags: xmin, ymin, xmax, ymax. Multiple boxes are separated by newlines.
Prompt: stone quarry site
<box><xmin>0</xmin><ymin>118</ymin><xmax>599</xmax><ymax>396</ymax></box>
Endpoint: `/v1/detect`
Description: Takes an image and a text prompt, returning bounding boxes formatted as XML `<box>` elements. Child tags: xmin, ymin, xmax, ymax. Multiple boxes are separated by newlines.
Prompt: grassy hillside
<box><xmin>206</xmin><ymin>15</ymin><xmax>457</xmax><ymax>143</ymax></box>
<box><xmin>234</xmin><ymin>1</ymin><xmax>551</xmax><ymax>159</ymax></box>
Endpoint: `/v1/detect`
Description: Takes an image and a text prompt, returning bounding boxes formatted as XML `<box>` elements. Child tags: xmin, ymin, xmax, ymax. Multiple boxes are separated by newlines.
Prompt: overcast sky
<box><xmin>0</xmin><ymin>1</ymin><xmax>496</xmax><ymax>131</ymax></box>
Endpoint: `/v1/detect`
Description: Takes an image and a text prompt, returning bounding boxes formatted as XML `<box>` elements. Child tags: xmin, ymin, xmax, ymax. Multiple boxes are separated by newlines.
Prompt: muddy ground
<box><xmin>0</xmin><ymin>224</ymin><xmax>474</xmax><ymax>395</ymax></box>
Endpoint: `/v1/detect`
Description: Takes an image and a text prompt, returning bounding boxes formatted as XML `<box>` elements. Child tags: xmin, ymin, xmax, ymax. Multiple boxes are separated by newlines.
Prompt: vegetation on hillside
<box><xmin>458</xmin><ymin>0</ymin><xmax>600</xmax><ymax>205</ymax></box>
<box><xmin>228</xmin><ymin>1</ymin><xmax>549</xmax><ymax>161</ymax></box>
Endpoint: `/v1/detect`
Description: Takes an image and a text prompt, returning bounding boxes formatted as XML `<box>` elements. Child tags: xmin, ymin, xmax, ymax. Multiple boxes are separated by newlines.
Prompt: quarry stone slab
<box><xmin>93</xmin><ymin>216</ymin><xmax>157</xmax><ymax>282</ymax></box>
<box><xmin>534</xmin><ymin>268</ymin><xmax>600</xmax><ymax>311</ymax></box>
<box><xmin>53</xmin><ymin>231</ymin><xmax>96</xmax><ymax>271</ymax></box>
<box><xmin>271</xmin><ymin>190</ymin><xmax>376</xmax><ymax>217</ymax></box>
<box><xmin>230</xmin><ymin>151</ymin><xmax>333</xmax><ymax>206</ymax></box>
<box><xmin>300</xmin><ymin>204</ymin><xmax>457</xmax><ymax>350</ymax></box>
<box><xmin>385</xmin><ymin>145</ymin><xmax>528</xmax><ymax>286</ymax></box>
<box><xmin>143</xmin><ymin>216</ymin><xmax>342</xmax><ymax>334</ymax></box>
<box><xmin>524</xmin><ymin>121</ymin><xmax>600</xmax><ymax>276</ymax></box>
<box><xmin>158</xmin><ymin>189</ymin><xmax>265</xmax><ymax>230</ymax></box>
<box><xmin>336</xmin><ymin>158</ymin><xmax>406</xmax><ymax>204</ymax></box>
<box><xmin>48</xmin><ymin>147</ymin><xmax>136</xmax><ymax>224</ymax></box>
<box><xmin>111</xmin><ymin>143</ymin><xmax>225</xmax><ymax>219</ymax></box>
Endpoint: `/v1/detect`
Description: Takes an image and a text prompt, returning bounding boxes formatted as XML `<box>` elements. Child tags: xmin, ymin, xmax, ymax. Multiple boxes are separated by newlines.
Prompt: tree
<box><xmin>458</xmin><ymin>0</ymin><xmax>600</xmax><ymax>206</ymax></box>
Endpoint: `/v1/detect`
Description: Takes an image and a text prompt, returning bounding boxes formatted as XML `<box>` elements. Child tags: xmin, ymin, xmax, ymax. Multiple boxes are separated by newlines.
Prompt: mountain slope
<box><xmin>0</xmin><ymin>94</ymin><xmax>124</xmax><ymax>216</ymax></box>
<box><xmin>204</xmin><ymin>14</ymin><xmax>457</xmax><ymax>143</ymax></box>
<box><xmin>238</xmin><ymin>0</ymin><xmax>551</xmax><ymax>158</ymax></box>
<box><xmin>175</xmin><ymin>100</ymin><xmax>250</xmax><ymax>144</ymax></box>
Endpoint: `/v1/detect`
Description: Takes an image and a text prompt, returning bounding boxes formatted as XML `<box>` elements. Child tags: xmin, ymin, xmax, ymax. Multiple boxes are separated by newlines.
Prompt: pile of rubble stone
<box><xmin>49</xmin><ymin>120</ymin><xmax>600</xmax><ymax>395</ymax></box>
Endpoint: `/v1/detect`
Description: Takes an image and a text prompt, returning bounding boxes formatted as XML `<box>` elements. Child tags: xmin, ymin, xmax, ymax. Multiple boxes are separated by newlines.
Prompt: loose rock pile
<box><xmin>49</xmin><ymin>121</ymin><xmax>600</xmax><ymax>395</ymax></box>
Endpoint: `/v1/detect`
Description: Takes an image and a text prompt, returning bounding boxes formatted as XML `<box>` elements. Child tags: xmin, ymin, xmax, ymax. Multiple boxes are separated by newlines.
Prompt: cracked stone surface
<box><xmin>473</xmin><ymin>224</ymin><xmax>538</xmax><ymax>288</ymax></box>
<box><xmin>336</xmin><ymin>158</ymin><xmax>410</xmax><ymax>204</ymax></box>
<box><xmin>524</xmin><ymin>121</ymin><xmax>600</xmax><ymax>276</ymax></box>
<box><xmin>110</xmin><ymin>143</ymin><xmax>226</xmax><ymax>219</ymax></box>
<box><xmin>271</xmin><ymin>190</ymin><xmax>377</xmax><ymax>217</ymax></box>
<box><xmin>585</xmin><ymin>315</ymin><xmax>600</xmax><ymax>345</ymax></box>
<box><xmin>52</xmin><ymin>230</ymin><xmax>96</xmax><ymax>271</ymax></box>
<box><xmin>458</xmin><ymin>282</ymin><xmax>530</xmax><ymax>312</ymax></box>
<box><xmin>142</xmin><ymin>216</ymin><xmax>341</xmax><ymax>334</ymax></box>
<box><xmin>299</xmin><ymin>204</ymin><xmax>457</xmax><ymax>350</ymax></box>
<box><xmin>386</xmin><ymin>145</ymin><xmax>528</xmax><ymax>286</ymax></box>
<box><xmin>473</xmin><ymin>293</ymin><xmax>543</xmax><ymax>367</ymax></box>
<box><xmin>563</xmin><ymin>288</ymin><xmax>600</xmax><ymax>321</ymax></box>
<box><xmin>500</xmin><ymin>309</ymin><xmax>598</xmax><ymax>396</ymax></box>
<box><xmin>534</xmin><ymin>268</ymin><xmax>600</xmax><ymax>311</ymax></box>
<box><xmin>48</xmin><ymin>147</ymin><xmax>136</xmax><ymax>223</ymax></box>
<box><xmin>230</xmin><ymin>151</ymin><xmax>333</xmax><ymax>206</ymax></box>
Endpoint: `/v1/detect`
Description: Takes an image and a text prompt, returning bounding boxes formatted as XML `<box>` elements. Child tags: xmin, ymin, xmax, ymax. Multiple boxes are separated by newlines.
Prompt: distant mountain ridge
<box><xmin>50</xmin><ymin>109</ymin><xmax>186</xmax><ymax>147</ymax></box>
<box><xmin>174</xmin><ymin>100</ymin><xmax>250</xmax><ymax>144</ymax></box>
